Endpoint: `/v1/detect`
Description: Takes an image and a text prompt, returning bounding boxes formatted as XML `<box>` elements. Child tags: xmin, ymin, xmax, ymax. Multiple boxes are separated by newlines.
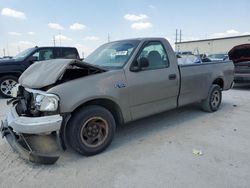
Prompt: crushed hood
<box><xmin>228</xmin><ymin>44</ymin><xmax>250</xmax><ymax>63</ymax></box>
<box><xmin>19</xmin><ymin>59</ymin><xmax>106</xmax><ymax>89</ymax></box>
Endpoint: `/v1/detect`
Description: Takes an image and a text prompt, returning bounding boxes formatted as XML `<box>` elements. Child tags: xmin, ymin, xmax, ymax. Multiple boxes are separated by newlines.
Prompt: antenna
<box><xmin>175</xmin><ymin>29</ymin><xmax>178</xmax><ymax>44</ymax></box>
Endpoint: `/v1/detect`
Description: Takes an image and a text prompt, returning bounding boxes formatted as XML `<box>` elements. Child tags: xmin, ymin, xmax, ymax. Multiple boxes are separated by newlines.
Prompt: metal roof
<box><xmin>175</xmin><ymin>35</ymin><xmax>250</xmax><ymax>44</ymax></box>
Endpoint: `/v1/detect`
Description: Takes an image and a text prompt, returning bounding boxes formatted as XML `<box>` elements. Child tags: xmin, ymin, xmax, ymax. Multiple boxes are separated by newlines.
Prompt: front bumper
<box><xmin>1</xmin><ymin>107</ymin><xmax>63</xmax><ymax>164</ymax></box>
<box><xmin>7</xmin><ymin>106</ymin><xmax>62</xmax><ymax>134</ymax></box>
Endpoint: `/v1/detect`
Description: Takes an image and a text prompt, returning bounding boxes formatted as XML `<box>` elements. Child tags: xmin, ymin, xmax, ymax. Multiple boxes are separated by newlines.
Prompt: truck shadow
<box><xmin>112</xmin><ymin>103</ymin><xmax>226</xmax><ymax>150</ymax></box>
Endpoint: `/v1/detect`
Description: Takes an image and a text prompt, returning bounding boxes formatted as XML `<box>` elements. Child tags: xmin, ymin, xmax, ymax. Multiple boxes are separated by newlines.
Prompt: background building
<box><xmin>175</xmin><ymin>35</ymin><xmax>250</xmax><ymax>54</ymax></box>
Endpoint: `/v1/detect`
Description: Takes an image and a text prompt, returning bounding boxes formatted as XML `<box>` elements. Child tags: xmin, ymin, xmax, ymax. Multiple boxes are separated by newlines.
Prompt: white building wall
<box><xmin>176</xmin><ymin>35</ymin><xmax>250</xmax><ymax>54</ymax></box>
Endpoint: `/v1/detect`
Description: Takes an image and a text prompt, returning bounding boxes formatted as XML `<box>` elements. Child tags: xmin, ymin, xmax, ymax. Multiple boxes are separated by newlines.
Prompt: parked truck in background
<box><xmin>229</xmin><ymin>44</ymin><xmax>250</xmax><ymax>83</ymax></box>
<box><xmin>0</xmin><ymin>38</ymin><xmax>234</xmax><ymax>164</ymax></box>
<box><xmin>0</xmin><ymin>46</ymin><xmax>80</xmax><ymax>97</ymax></box>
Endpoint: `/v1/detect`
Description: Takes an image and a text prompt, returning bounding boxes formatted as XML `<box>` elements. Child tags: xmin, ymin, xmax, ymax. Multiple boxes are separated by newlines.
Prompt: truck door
<box><xmin>126</xmin><ymin>41</ymin><xmax>179</xmax><ymax>120</ymax></box>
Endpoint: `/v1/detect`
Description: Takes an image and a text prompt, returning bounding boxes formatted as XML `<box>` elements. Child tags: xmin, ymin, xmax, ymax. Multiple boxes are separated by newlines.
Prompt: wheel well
<box><xmin>74</xmin><ymin>99</ymin><xmax>124</xmax><ymax>126</ymax></box>
<box><xmin>213</xmin><ymin>78</ymin><xmax>224</xmax><ymax>89</ymax></box>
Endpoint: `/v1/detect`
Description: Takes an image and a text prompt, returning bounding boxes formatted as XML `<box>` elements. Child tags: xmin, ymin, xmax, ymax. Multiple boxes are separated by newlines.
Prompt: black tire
<box><xmin>0</xmin><ymin>75</ymin><xmax>18</xmax><ymax>98</ymax></box>
<box><xmin>201</xmin><ymin>84</ymin><xmax>222</xmax><ymax>112</ymax></box>
<box><xmin>67</xmin><ymin>105</ymin><xmax>116</xmax><ymax>156</ymax></box>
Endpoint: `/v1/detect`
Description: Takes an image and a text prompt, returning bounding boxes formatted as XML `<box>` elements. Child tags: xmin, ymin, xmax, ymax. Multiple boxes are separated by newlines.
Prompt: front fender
<box><xmin>48</xmin><ymin>70</ymin><xmax>131</xmax><ymax>123</ymax></box>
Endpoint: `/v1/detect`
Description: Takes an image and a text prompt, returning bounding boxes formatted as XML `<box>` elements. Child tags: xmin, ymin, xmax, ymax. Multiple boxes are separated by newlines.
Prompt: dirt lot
<box><xmin>0</xmin><ymin>86</ymin><xmax>250</xmax><ymax>188</ymax></box>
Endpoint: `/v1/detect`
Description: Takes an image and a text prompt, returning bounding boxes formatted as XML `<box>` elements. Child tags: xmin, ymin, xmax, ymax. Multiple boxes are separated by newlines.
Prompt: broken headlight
<box><xmin>25</xmin><ymin>88</ymin><xmax>59</xmax><ymax>112</ymax></box>
<box><xmin>35</xmin><ymin>94</ymin><xmax>59</xmax><ymax>112</ymax></box>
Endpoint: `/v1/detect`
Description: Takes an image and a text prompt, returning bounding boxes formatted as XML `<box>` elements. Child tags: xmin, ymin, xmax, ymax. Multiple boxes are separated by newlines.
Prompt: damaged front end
<box><xmin>1</xmin><ymin>59</ymin><xmax>107</xmax><ymax>164</ymax></box>
<box><xmin>1</xmin><ymin>85</ymin><xmax>63</xmax><ymax>164</ymax></box>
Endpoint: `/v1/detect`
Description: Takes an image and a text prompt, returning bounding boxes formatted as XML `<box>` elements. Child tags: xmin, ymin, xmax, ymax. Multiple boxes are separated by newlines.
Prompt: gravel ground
<box><xmin>0</xmin><ymin>86</ymin><xmax>250</xmax><ymax>188</ymax></box>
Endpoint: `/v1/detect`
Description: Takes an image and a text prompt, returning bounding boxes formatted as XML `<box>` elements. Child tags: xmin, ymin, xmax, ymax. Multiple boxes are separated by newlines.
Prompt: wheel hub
<box><xmin>86</xmin><ymin>124</ymin><xmax>100</xmax><ymax>137</ymax></box>
<box><xmin>211</xmin><ymin>90</ymin><xmax>220</xmax><ymax>108</ymax></box>
<box><xmin>80</xmin><ymin>117</ymin><xmax>109</xmax><ymax>148</ymax></box>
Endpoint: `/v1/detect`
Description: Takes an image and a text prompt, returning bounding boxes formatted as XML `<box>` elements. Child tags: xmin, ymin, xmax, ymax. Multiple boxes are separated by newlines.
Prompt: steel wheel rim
<box><xmin>0</xmin><ymin>79</ymin><xmax>17</xmax><ymax>96</ymax></box>
<box><xmin>80</xmin><ymin>117</ymin><xmax>109</xmax><ymax>148</ymax></box>
<box><xmin>211</xmin><ymin>90</ymin><xmax>220</xmax><ymax>108</ymax></box>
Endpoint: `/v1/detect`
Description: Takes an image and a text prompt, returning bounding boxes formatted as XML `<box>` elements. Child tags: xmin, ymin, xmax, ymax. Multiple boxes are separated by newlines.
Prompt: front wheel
<box><xmin>201</xmin><ymin>84</ymin><xmax>222</xmax><ymax>112</ymax></box>
<box><xmin>67</xmin><ymin>105</ymin><xmax>116</xmax><ymax>156</ymax></box>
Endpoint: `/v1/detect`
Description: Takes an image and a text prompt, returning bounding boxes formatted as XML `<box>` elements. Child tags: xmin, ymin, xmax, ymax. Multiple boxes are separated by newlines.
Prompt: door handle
<box><xmin>169</xmin><ymin>74</ymin><xmax>177</xmax><ymax>80</ymax></box>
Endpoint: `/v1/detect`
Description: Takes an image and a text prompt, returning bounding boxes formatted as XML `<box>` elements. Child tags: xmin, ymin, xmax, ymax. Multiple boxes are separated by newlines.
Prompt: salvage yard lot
<box><xmin>0</xmin><ymin>86</ymin><xmax>250</xmax><ymax>188</ymax></box>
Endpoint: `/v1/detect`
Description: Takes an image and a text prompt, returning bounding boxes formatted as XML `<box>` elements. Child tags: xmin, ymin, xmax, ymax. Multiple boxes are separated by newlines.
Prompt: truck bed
<box><xmin>178</xmin><ymin>61</ymin><xmax>234</xmax><ymax>107</ymax></box>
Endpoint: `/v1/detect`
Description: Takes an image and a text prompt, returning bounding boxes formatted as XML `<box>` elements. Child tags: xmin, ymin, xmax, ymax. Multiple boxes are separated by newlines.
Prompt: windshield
<box><xmin>85</xmin><ymin>40</ymin><xmax>140</xmax><ymax>69</ymax></box>
<box><xmin>14</xmin><ymin>48</ymin><xmax>35</xmax><ymax>60</ymax></box>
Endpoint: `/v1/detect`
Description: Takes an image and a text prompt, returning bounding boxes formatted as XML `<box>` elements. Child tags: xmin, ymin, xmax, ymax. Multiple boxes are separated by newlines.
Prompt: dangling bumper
<box><xmin>0</xmin><ymin>107</ymin><xmax>63</xmax><ymax>165</ymax></box>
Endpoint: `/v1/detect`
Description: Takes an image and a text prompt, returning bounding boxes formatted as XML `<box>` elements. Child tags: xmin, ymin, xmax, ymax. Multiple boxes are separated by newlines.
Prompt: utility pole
<box><xmin>180</xmin><ymin>29</ymin><xmax>182</xmax><ymax>43</ymax></box>
<box><xmin>175</xmin><ymin>29</ymin><xmax>178</xmax><ymax>44</ymax></box>
<box><xmin>175</xmin><ymin>29</ymin><xmax>183</xmax><ymax>51</ymax></box>
<box><xmin>53</xmin><ymin>35</ymin><xmax>56</xmax><ymax>46</ymax></box>
<box><xmin>175</xmin><ymin>29</ymin><xmax>179</xmax><ymax>51</ymax></box>
<box><xmin>3</xmin><ymin>48</ymin><xmax>5</xmax><ymax>57</ymax></box>
<box><xmin>59</xmin><ymin>32</ymin><xmax>62</xmax><ymax>46</ymax></box>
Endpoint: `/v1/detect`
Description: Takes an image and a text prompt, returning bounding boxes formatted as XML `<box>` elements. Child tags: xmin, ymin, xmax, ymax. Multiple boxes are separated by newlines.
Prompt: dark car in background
<box><xmin>229</xmin><ymin>44</ymin><xmax>250</xmax><ymax>84</ymax></box>
<box><xmin>0</xmin><ymin>46</ymin><xmax>80</xmax><ymax>97</ymax></box>
<box><xmin>0</xmin><ymin>56</ymin><xmax>13</xmax><ymax>60</ymax></box>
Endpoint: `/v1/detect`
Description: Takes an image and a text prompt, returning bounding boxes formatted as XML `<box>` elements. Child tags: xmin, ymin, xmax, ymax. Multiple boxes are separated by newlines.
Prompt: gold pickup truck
<box><xmin>1</xmin><ymin>38</ymin><xmax>234</xmax><ymax>164</ymax></box>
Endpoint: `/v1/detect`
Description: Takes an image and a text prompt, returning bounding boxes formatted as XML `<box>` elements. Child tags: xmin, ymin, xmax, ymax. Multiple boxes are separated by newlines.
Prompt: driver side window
<box><xmin>32</xmin><ymin>49</ymin><xmax>54</xmax><ymax>61</ymax></box>
<box><xmin>137</xmin><ymin>41</ymin><xmax>169</xmax><ymax>70</ymax></box>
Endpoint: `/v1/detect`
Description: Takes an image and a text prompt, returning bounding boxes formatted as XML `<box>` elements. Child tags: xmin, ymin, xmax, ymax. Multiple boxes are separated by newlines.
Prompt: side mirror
<box><xmin>29</xmin><ymin>56</ymin><xmax>38</xmax><ymax>63</ymax></box>
<box><xmin>139</xmin><ymin>57</ymin><xmax>149</xmax><ymax>68</ymax></box>
<box><xmin>130</xmin><ymin>57</ymin><xmax>149</xmax><ymax>72</ymax></box>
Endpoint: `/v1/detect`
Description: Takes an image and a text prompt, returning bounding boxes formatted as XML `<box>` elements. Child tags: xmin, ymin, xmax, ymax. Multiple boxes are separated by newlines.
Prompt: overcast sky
<box><xmin>0</xmin><ymin>0</ymin><xmax>249</xmax><ymax>57</ymax></box>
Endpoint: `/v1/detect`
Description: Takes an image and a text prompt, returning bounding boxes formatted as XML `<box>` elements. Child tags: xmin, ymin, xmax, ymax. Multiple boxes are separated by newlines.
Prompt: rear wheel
<box><xmin>67</xmin><ymin>105</ymin><xmax>116</xmax><ymax>156</ymax></box>
<box><xmin>0</xmin><ymin>75</ymin><xmax>18</xmax><ymax>98</ymax></box>
<box><xmin>201</xmin><ymin>84</ymin><xmax>222</xmax><ymax>112</ymax></box>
